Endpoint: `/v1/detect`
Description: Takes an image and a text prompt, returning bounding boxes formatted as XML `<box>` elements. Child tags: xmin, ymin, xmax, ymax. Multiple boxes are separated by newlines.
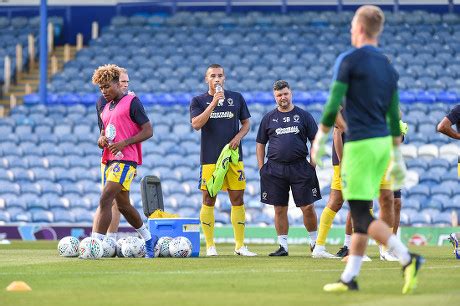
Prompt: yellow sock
<box><xmin>231</xmin><ymin>205</ymin><xmax>246</xmax><ymax>250</ymax></box>
<box><xmin>200</xmin><ymin>204</ymin><xmax>215</xmax><ymax>248</ymax></box>
<box><xmin>316</xmin><ymin>207</ymin><xmax>337</xmax><ymax>246</ymax></box>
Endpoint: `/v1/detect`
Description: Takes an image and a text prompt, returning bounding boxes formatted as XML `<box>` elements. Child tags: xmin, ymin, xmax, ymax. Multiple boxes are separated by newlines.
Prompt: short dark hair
<box><xmin>206</xmin><ymin>63</ymin><xmax>224</xmax><ymax>75</ymax></box>
<box><xmin>273</xmin><ymin>80</ymin><xmax>290</xmax><ymax>91</ymax></box>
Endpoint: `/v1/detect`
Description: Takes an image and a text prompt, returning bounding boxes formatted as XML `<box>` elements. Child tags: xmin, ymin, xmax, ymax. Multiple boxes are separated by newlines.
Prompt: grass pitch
<box><xmin>1</xmin><ymin>241</ymin><xmax>459</xmax><ymax>306</ymax></box>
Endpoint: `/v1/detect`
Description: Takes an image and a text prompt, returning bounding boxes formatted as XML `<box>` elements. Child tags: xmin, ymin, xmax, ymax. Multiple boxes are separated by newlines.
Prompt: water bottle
<box><xmin>108</xmin><ymin>140</ymin><xmax>124</xmax><ymax>160</ymax></box>
<box><xmin>106</xmin><ymin>124</ymin><xmax>124</xmax><ymax>160</ymax></box>
<box><xmin>215</xmin><ymin>84</ymin><xmax>225</xmax><ymax>104</ymax></box>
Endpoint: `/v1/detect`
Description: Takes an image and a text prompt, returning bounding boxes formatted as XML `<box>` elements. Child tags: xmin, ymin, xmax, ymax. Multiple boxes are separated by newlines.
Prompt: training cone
<box><xmin>6</xmin><ymin>281</ymin><xmax>32</xmax><ymax>291</ymax></box>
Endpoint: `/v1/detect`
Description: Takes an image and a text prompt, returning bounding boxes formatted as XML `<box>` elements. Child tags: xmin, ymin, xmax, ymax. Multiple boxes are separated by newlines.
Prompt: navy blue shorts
<box><xmin>393</xmin><ymin>189</ymin><xmax>401</xmax><ymax>199</ymax></box>
<box><xmin>260</xmin><ymin>159</ymin><xmax>321</xmax><ymax>207</ymax></box>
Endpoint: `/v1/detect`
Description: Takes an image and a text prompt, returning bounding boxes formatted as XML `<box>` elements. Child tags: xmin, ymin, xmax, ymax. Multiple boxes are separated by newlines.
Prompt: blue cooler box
<box><xmin>148</xmin><ymin>218</ymin><xmax>200</xmax><ymax>257</ymax></box>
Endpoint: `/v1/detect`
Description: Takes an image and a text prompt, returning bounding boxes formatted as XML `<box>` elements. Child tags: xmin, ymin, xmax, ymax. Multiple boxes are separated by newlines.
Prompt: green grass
<box><xmin>1</xmin><ymin>241</ymin><xmax>459</xmax><ymax>306</ymax></box>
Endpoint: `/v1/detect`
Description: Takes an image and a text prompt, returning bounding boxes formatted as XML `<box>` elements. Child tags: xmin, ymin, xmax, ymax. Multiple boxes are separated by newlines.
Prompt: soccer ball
<box><xmin>101</xmin><ymin>237</ymin><xmax>117</xmax><ymax>257</ymax></box>
<box><xmin>116</xmin><ymin>237</ymin><xmax>129</xmax><ymax>257</ymax></box>
<box><xmin>79</xmin><ymin>237</ymin><xmax>104</xmax><ymax>259</ymax></box>
<box><xmin>121</xmin><ymin>236</ymin><xmax>146</xmax><ymax>258</ymax></box>
<box><xmin>58</xmin><ymin>236</ymin><xmax>79</xmax><ymax>257</ymax></box>
<box><xmin>154</xmin><ymin>236</ymin><xmax>173</xmax><ymax>257</ymax></box>
<box><xmin>169</xmin><ymin>236</ymin><xmax>192</xmax><ymax>258</ymax></box>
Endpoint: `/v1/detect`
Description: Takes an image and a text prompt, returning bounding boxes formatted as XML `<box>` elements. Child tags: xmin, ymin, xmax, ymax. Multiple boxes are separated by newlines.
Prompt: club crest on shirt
<box><xmin>293</xmin><ymin>114</ymin><xmax>300</xmax><ymax>123</ymax></box>
<box><xmin>262</xmin><ymin>192</ymin><xmax>267</xmax><ymax>200</ymax></box>
<box><xmin>227</xmin><ymin>98</ymin><xmax>234</xmax><ymax>106</ymax></box>
<box><xmin>312</xmin><ymin>187</ymin><xmax>317</xmax><ymax>197</ymax></box>
<box><xmin>112</xmin><ymin>164</ymin><xmax>121</xmax><ymax>173</ymax></box>
<box><xmin>106</xmin><ymin>124</ymin><xmax>116</xmax><ymax>141</ymax></box>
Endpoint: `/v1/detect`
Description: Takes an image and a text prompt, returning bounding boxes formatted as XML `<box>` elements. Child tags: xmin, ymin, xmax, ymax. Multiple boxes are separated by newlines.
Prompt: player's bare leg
<box><xmin>300</xmin><ymin>204</ymin><xmax>318</xmax><ymax>252</ymax></box>
<box><xmin>115</xmin><ymin>191</ymin><xmax>142</xmax><ymax>229</ymax></box>
<box><xmin>269</xmin><ymin>205</ymin><xmax>289</xmax><ymax>256</ymax></box>
<box><xmin>92</xmin><ymin>200</ymin><xmax>120</xmax><ymax>240</ymax></box>
<box><xmin>393</xmin><ymin>197</ymin><xmax>401</xmax><ymax>234</ymax></box>
<box><xmin>115</xmin><ymin>189</ymin><xmax>154</xmax><ymax>257</ymax></box>
<box><xmin>379</xmin><ymin>189</ymin><xmax>398</xmax><ymax>261</ymax></box>
<box><xmin>107</xmin><ymin>204</ymin><xmax>121</xmax><ymax>240</ymax></box>
<box><xmin>92</xmin><ymin>181</ymin><xmax>121</xmax><ymax>238</ymax></box>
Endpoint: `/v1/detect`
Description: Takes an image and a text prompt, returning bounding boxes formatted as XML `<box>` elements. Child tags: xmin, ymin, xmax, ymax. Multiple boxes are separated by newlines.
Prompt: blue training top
<box><xmin>332</xmin><ymin>45</ymin><xmax>399</xmax><ymax>142</ymax></box>
<box><xmin>256</xmin><ymin>105</ymin><xmax>318</xmax><ymax>163</ymax></box>
<box><xmin>190</xmin><ymin>90</ymin><xmax>251</xmax><ymax>165</ymax></box>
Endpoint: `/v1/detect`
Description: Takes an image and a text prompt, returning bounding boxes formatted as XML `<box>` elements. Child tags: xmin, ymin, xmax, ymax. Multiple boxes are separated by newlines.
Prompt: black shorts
<box><xmin>260</xmin><ymin>159</ymin><xmax>321</xmax><ymax>207</ymax></box>
<box><xmin>393</xmin><ymin>189</ymin><xmax>401</xmax><ymax>199</ymax></box>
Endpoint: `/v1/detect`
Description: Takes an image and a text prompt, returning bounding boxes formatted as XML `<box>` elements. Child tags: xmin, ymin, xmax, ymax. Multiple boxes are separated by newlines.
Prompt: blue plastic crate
<box><xmin>148</xmin><ymin>218</ymin><xmax>200</xmax><ymax>257</ymax></box>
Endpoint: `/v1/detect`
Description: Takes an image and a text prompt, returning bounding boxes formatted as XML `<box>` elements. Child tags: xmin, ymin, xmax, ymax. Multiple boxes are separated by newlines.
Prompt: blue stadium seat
<box><xmin>53</xmin><ymin>210</ymin><xmax>75</xmax><ymax>223</ymax></box>
<box><xmin>38</xmin><ymin>180</ymin><xmax>62</xmax><ymax>195</ymax></box>
<box><xmin>4</xmin><ymin>155</ymin><xmax>28</xmax><ymax>169</ymax></box>
<box><xmin>9</xmin><ymin>167</ymin><xmax>32</xmax><ymax>182</ymax></box>
<box><xmin>10</xmin><ymin>211</ymin><xmax>31</xmax><ymax>222</ymax></box>
<box><xmin>21</xmin><ymin>183</ymin><xmax>42</xmax><ymax>195</ymax></box>
<box><xmin>59</xmin><ymin>181</ymin><xmax>82</xmax><ymax>194</ymax></box>
<box><xmin>54</xmin><ymin>167</ymin><xmax>76</xmax><ymax>182</ymax></box>
<box><xmin>418</xmin><ymin>170</ymin><xmax>442</xmax><ymax>185</ymax></box>
<box><xmin>431</xmin><ymin>183</ymin><xmax>454</xmax><ymax>197</ymax></box>
<box><xmin>32</xmin><ymin>211</ymin><xmax>54</xmax><ymax>223</ymax></box>
<box><xmin>0</xmin><ymin>211</ymin><xmax>10</xmax><ymax>223</ymax></box>
<box><xmin>402</xmin><ymin>199</ymin><xmax>420</xmax><ymax>210</ymax></box>
<box><xmin>410</xmin><ymin>211</ymin><xmax>431</xmax><ymax>226</ymax></box>
<box><xmin>0</xmin><ymin>182</ymin><xmax>20</xmax><ymax>195</ymax></box>
<box><xmin>431</xmin><ymin>211</ymin><xmax>452</xmax><ymax>226</ymax></box>
<box><xmin>73</xmin><ymin>209</ymin><xmax>94</xmax><ymax>223</ymax></box>
<box><xmin>68</xmin><ymin>197</ymin><xmax>92</xmax><ymax>210</ymax></box>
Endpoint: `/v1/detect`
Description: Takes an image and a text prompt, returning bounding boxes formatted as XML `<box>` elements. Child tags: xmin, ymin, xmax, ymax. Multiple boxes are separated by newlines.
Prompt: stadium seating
<box><xmin>0</xmin><ymin>16</ymin><xmax>63</xmax><ymax>85</ymax></box>
<box><xmin>1</xmin><ymin>101</ymin><xmax>458</xmax><ymax>226</ymax></box>
<box><xmin>18</xmin><ymin>10</ymin><xmax>460</xmax><ymax>109</ymax></box>
<box><xmin>4</xmin><ymin>9</ymin><xmax>460</xmax><ymax>226</ymax></box>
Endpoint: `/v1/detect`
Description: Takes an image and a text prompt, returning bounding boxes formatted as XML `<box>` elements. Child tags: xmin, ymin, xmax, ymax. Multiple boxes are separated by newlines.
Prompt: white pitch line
<box><xmin>0</xmin><ymin>265</ymin><xmax>459</xmax><ymax>276</ymax></box>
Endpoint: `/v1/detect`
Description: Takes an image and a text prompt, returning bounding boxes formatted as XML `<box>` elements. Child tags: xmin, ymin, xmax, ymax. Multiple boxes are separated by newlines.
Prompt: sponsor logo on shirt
<box><xmin>210</xmin><ymin>111</ymin><xmax>234</xmax><ymax>119</ymax></box>
<box><xmin>275</xmin><ymin>126</ymin><xmax>300</xmax><ymax>135</ymax></box>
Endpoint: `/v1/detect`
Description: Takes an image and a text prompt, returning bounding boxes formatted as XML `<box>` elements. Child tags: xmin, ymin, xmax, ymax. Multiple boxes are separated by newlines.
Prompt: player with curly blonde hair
<box><xmin>92</xmin><ymin>65</ymin><xmax>133</xmax><ymax>242</ymax></box>
<box><xmin>91</xmin><ymin>64</ymin><xmax>156</xmax><ymax>257</ymax></box>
